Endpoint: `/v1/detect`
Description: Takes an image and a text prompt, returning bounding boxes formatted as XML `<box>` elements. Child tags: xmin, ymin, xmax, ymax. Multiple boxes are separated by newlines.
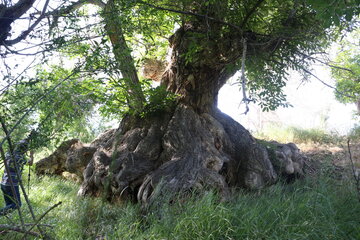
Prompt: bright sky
<box><xmin>218</xmin><ymin>66</ymin><xmax>357</xmax><ymax>135</ymax></box>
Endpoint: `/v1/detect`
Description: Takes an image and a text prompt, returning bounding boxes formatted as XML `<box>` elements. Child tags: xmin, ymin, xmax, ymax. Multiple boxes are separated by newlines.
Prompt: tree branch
<box><xmin>49</xmin><ymin>0</ymin><xmax>105</xmax><ymax>32</ymax></box>
<box><xmin>0</xmin><ymin>118</ymin><xmax>46</xmax><ymax>238</ymax></box>
<box><xmin>1</xmin><ymin>0</ymin><xmax>106</xmax><ymax>46</ymax></box>
<box><xmin>296</xmin><ymin>51</ymin><xmax>355</xmax><ymax>74</ymax></box>
<box><xmin>284</xmin><ymin>56</ymin><xmax>357</xmax><ymax>100</ymax></box>
<box><xmin>240</xmin><ymin>38</ymin><xmax>251</xmax><ymax>115</ymax></box>
<box><xmin>299</xmin><ymin>64</ymin><xmax>357</xmax><ymax>100</ymax></box>
<box><xmin>0</xmin><ymin>0</ymin><xmax>35</xmax><ymax>43</ymax></box>
<box><xmin>239</xmin><ymin>0</ymin><xmax>266</xmax><ymax>29</ymax></box>
<box><xmin>6</xmin><ymin>0</ymin><xmax>35</xmax><ymax>18</ymax></box>
<box><xmin>24</xmin><ymin>201</ymin><xmax>62</xmax><ymax>239</ymax></box>
<box><xmin>137</xmin><ymin>1</ymin><xmax>242</xmax><ymax>31</ymax></box>
<box><xmin>4</xmin><ymin>0</ymin><xmax>50</xmax><ymax>46</ymax></box>
<box><xmin>0</xmin><ymin>224</ymin><xmax>40</xmax><ymax>237</ymax></box>
<box><xmin>103</xmin><ymin>0</ymin><xmax>145</xmax><ymax>110</ymax></box>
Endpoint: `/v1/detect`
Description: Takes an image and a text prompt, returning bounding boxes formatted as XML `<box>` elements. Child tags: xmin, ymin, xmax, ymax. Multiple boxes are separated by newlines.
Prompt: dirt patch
<box><xmin>298</xmin><ymin>141</ymin><xmax>360</xmax><ymax>179</ymax></box>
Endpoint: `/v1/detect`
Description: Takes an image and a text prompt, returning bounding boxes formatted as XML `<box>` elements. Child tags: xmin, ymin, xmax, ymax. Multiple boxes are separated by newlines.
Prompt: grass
<box><xmin>254</xmin><ymin>124</ymin><xmax>344</xmax><ymax>144</ymax></box>
<box><xmin>0</xmin><ymin>166</ymin><xmax>359</xmax><ymax>239</ymax></box>
<box><xmin>0</xmin><ymin>126</ymin><xmax>358</xmax><ymax>239</ymax></box>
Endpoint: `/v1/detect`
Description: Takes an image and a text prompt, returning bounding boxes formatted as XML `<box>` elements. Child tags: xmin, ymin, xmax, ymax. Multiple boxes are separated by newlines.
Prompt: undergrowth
<box><xmin>0</xmin><ymin>167</ymin><xmax>359</xmax><ymax>239</ymax></box>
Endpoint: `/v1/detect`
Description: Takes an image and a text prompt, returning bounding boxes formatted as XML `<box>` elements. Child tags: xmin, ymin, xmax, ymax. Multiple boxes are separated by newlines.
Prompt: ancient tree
<box><xmin>1</xmin><ymin>0</ymin><xmax>359</xmax><ymax>206</ymax></box>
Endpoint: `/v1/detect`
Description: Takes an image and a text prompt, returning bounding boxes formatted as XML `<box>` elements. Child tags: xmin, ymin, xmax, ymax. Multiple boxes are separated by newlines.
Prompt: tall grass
<box><xmin>0</xmin><ymin>167</ymin><xmax>359</xmax><ymax>239</ymax></box>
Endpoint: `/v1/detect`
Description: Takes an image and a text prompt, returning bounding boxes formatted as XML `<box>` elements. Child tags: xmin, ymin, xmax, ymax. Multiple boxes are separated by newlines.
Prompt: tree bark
<box><xmin>37</xmin><ymin>2</ymin><xmax>308</xmax><ymax>206</ymax></box>
<box><xmin>103</xmin><ymin>0</ymin><xmax>145</xmax><ymax>111</ymax></box>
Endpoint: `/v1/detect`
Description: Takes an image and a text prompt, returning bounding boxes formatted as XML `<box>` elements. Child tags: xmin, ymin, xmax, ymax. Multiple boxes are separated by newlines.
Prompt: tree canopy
<box><xmin>0</xmin><ymin>0</ymin><xmax>359</xmax><ymax>146</ymax></box>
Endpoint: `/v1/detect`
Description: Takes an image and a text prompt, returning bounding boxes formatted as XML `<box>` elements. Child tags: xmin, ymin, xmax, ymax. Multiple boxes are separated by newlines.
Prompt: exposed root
<box><xmin>39</xmin><ymin>105</ymin><xmax>308</xmax><ymax>206</ymax></box>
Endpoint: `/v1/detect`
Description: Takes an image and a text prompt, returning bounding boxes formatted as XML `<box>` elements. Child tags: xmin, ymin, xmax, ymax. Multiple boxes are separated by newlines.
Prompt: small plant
<box><xmin>140</xmin><ymin>85</ymin><xmax>177</xmax><ymax>118</ymax></box>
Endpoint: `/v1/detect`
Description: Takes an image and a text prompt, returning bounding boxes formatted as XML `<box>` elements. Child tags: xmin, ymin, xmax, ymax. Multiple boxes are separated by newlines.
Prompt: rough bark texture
<box><xmin>37</xmin><ymin>21</ymin><xmax>308</xmax><ymax>206</ymax></box>
<box><xmin>35</xmin><ymin>129</ymin><xmax>116</xmax><ymax>179</ymax></box>
<box><xmin>37</xmin><ymin>105</ymin><xmax>307</xmax><ymax>205</ymax></box>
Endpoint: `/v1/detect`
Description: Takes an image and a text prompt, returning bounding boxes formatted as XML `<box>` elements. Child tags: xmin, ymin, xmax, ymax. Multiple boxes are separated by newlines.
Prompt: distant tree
<box><xmin>331</xmin><ymin>28</ymin><xmax>360</xmax><ymax>112</ymax></box>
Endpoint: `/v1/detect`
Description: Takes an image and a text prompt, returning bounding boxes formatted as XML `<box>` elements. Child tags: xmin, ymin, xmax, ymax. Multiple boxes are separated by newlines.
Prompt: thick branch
<box><xmin>5</xmin><ymin>0</ymin><xmax>35</xmax><ymax>17</ymax></box>
<box><xmin>103</xmin><ymin>0</ymin><xmax>145</xmax><ymax>111</ymax></box>
<box><xmin>0</xmin><ymin>0</ymin><xmax>35</xmax><ymax>43</ymax></box>
<box><xmin>4</xmin><ymin>0</ymin><xmax>50</xmax><ymax>46</ymax></box>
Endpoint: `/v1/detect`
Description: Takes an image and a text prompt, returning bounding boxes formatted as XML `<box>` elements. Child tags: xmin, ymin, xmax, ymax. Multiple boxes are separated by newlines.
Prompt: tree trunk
<box><xmin>77</xmin><ymin>24</ymin><xmax>307</xmax><ymax>205</ymax></box>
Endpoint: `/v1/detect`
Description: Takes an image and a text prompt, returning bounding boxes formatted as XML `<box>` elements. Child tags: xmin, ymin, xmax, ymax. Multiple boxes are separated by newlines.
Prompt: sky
<box><xmin>218</xmin><ymin>66</ymin><xmax>357</xmax><ymax>135</ymax></box>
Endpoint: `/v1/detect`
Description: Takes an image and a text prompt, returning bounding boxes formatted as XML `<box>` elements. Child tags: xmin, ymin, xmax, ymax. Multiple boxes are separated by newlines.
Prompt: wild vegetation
<box><xmin>0</xmin><ymin>0</ymin><xmax>360</xmax><ymax>238</ymax></box>
<box><xmin>1</xmin><ymin>128</ymin><xmax>360</xmax><ymax>239</ymax></box>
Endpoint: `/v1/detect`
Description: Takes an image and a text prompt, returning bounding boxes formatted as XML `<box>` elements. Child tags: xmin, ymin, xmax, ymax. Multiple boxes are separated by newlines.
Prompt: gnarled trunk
<box><xmin>36</xmin><ymin>11</ymin><xmax>308</xmax><ymax>205</ymax></box>
<box><xmin>76</xmin><ymin>26</ymin><xmax>306</xmax><ymax>205</ymax></box>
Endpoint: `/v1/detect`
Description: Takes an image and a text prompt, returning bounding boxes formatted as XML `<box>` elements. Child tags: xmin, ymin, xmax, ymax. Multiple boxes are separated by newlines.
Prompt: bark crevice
<box><xmin>36</xmin><ymin>103</ymin><xmax>307</xmax><ymax>206</ymax></box>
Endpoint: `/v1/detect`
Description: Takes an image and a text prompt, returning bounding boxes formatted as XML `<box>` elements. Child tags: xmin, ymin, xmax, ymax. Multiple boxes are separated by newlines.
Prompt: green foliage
<box><xmin>332</xmin><ymin>28</ymin><xmax>360</xmax><ymax>104</ymax></box>
<box><xmin>0</xmin><ymin>64</ymin><xmax>108</xmax><ymax>149</ymax></box>
<box><xmin>2</xmin><ymin>0</ymin><xmax>360</xmax><ymax>150</ymax></box>
<box><xmin>1</xmin><ymin>169</ymin><xmax>359</xmax><ymax>239</ymax></box>
<box><xmin>306</xmin><ymin>0</ymin><xmax>360</xmax><ymax>28</ymax></box>
<box><xmin>140</xmin><ymin>85</ymin><xmax>177</xmax><ymax>118</ymax></box>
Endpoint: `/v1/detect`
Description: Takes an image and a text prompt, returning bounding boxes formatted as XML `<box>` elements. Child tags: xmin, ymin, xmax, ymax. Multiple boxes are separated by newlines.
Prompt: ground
<box><xmin>1</xmin><ymin>133</ymin><xmax>359</xmax><ymax>239</ymax></box>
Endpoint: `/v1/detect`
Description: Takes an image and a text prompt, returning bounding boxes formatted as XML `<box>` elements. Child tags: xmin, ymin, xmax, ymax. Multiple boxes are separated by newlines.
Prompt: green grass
<box><xmin>1</xmin><ymin>167</ymin><xmax>360</xmax><ymax>239</ymax></box>
<box><xmin>255</xmin><ymin>124</ymin><xmax>344</xmax><ymax>144</ymax></box>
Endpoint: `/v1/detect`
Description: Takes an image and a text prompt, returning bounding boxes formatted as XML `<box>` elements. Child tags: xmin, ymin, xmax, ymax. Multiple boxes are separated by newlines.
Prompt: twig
<box><xmin>137</xmin><ymin>1</ymin><xmax>242</xmax><ymax>31</ymax></box>
<box><xmin>288</xmin><ymin>59</ymin><xmax>357</xmax><ymax>101</ymax></box>
<box><xmin>0</xmin><ymin>67</ymin><xmax>81</xmax><ymax>150</ymax></box>
<box><xmin>0</xmin><ymin>224</ymin><xmax>41</xmax><ymax>237</ymax></box>
<box><xmin>347</xmin><ymin>139</ymin><xmax>360</xmax><ymax>202</ymax></box>
<box><xmin>240</xmin><ymin>38</ymin><xmax>251</xmax><ymax>115</ymax></box>
<box><xmin>0</xmin><ymin>57</ymin><xmax>37</xmax><ymax>96</ymax></box>
<box><xmin>24</xmin><ymin>201</ymin><xmax>62</xmax><ymax>239</ymax></box>
<box><xmin>296</xmin><ymin>51</ymin><xmax>355</xmax><ymax>74</ymax></box>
